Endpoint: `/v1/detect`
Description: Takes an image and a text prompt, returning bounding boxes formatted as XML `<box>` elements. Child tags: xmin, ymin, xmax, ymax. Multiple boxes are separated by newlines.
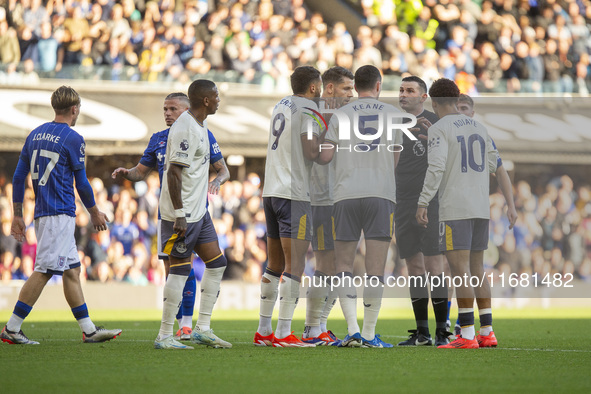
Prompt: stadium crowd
<box><xmin>0</xmin><ymin>171</ymin><xmax>269</xmax><ymax>285</ymax></box>
<box><xmin>1</xmin><ymin>169</ymin><xmax>590</xmax><ymax>285</ymax></box>
<box><xmin>1</xmin><ymin>0</ymin><xmax>591</xmax><ymax>93</ymax></box>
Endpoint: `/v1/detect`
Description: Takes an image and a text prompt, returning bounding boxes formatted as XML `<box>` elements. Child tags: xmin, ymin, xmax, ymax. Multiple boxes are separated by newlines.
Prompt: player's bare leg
<box><xmin>14</xmin><ymin>272</ymin><xmax>52</xmax><ymax>307</ymax></box>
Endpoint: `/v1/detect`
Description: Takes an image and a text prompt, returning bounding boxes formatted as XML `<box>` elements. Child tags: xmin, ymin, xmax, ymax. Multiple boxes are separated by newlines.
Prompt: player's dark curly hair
<box><xmin>322</xmin><ymin>66</ymin><xmax>354</xmax><ymax>88</ymax></box>
<box><xmin>428</xmin><ymin>78</ymin><xmax>460</xmax><ymax>105</ymax></box>
<box><xmin>291</xmin><ymin>66</ymin><xmax>321</xmax><ymax>95</ymax></box>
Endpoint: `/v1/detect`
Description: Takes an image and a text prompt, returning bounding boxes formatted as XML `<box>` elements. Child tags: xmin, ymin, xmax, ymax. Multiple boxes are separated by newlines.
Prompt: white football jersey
<box><xmin>310</xmin><ymin>161</ymin><xmax>333</xmax><ymax>206</ymax></box>
<box><xmin>419</xmin><ymin>114</ymin><xmax>498</xmax><ymax>220</ymax></box>
<box><xmin>262</xmin><ymin>96</ymin><xmax>319</xmax><ymax>202</ymax></box>
<box><xmin>160</xmin><ymin>110</ymin><xmax>210</xmax><ymax>223</ymax></box>
<box><xmin>310</xmin><ymin>100</ymin><xmax>333</xmax><ymax>206</ymax></box>
<box><xmin>324</xmin><ymin>98</ymin><xmax>401</xmax><ymax>203</ymax></box>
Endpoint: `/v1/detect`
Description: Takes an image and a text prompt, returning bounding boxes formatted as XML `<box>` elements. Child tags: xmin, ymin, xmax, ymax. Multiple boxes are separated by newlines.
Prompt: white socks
<box><xmin>77</xmin><ymin>317</ymin><xmax>96</xmax><ymax>335</ymax></box>
<box><xmin>196</xmin><ymin>266</ymin><xmax>225</xmax><ymax>332</ymax></box>
<box><xmin>180</xmin><ymin>315</ymin><xmax>192</xmax><ymax>329</ymax></box>
<box><xmin>337</xmin><ymin>273</ymin><xmax>360</xmax><ymax>336</ymax></box>
<box><xmin>275</xmin><ymin>275</ymin><xmax>300</xmax><ymax>339</ymax></box>
<box><xmin>304</xmin><ymin>274</ymin><xmax>329</xmax><ymax>338</ymax></box>
<box><xmin>157</xmin><ymin>274</ymin><xmax>186</xmax><ymax>340</ymax></box>
<box><xmin>361</xmin><ymin>280</ymin><xmax>384</xmax><ymax>341</ymax></box>
<box><xmin>458</xmin><ymin>307</ymin><xmax>476</xmax><ymax>340</ymax></box>
<box><xmin>461</xmin><ymin>325</ymin><xmax>476</xmax><ymax>340</ymax></box>
<box><xmin>320</xmin><ymin>288</ymin><xmax>338</xmax><ymax>333</ymax></box>
<box><xmin>6</xmin><ymin>315</ymin><xmax>24</xmax><ymax>333</ymax></box>
<box><xmin>257</xmin><ymin>271</ymin><xmax>280</xmax><ymax>336</ymax></box>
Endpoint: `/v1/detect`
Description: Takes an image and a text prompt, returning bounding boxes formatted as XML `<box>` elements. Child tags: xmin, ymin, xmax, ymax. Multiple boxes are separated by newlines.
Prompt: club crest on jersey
<box><xmin>180</xmin><ymin>139</ymin><xmax>189</xmax><ymax>151</ymax></box>
<box><xmin>58</xmin><ymin>256</ymin><xmax>66</xmax><ymax>268</ymax></box>
<box><xmin>175</xmin><ymin>241</ymin><xmax>187</xmax><ymax>254</ymax></box>
<box><xmin>413</xmin><ymin>140</ymin><xmax>425</xmax><ymax>156</ymax></box>
<box><xmin>80</xmin><ymin>143</ymin><xmax>85</xmax><ymax>156</ymax></box>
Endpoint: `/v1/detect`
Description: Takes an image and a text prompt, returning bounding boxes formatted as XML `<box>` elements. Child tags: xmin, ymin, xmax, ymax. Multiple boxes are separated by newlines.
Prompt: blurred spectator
<box><xmin>106</xmin><ymin>4</ymin><xmax>131</xmax><ymax>46</ymax></box>
<box><xmin>110</xmin><ymin>208</ymin><xmax>140</xmax><ymax>255</ymax></box>
<box><xmin>412</xmin><ymin>6</ymin><xmax>439</xmax><ymax>50</ymax></box>
<box><xmin>0</xmin><ymin>17</ymin><xmax>21</xmax><ymax>65</ymax></box>
<box><xmin>63</xmin><ymin>6</ymin><xmax>90</xmax><ymax>64</ymax></box>
<box><xmin>2</xmin><ymin>169</ymin><xmax>591</xmax><ymax>286</ymax></box>
<box><xmin>0</xmin><ymin>218</ymin><xmax>18</xmax><ymax>281</ymax></box>
<box><xmin>138</xmin><ymin>39</ymin><xmax>167</xmax><ymax>81</ymax></box>
<box><xmin>23</xmin><ymin>0</ymin><xmax>47</xmax><ymax>37</ymax></box>
<box><xmin>1</xmin><ymin>0</ymin><xmax>589</xmax><ymax>92</ymax></box>
<box><xmin>35</xmin><ymin>22</ymin><xmax>58</xmax><ymax>72</ymax></box>
<box><xmin>527</xmin><ymin>42</ymin><xmax>544</xmax><ymax>94</ymax></box>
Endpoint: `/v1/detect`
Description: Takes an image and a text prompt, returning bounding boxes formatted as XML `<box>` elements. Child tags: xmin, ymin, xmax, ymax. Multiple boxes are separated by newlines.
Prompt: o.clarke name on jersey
<box><xmin>33</xmin><ymin>132</ymin><xmax>61</xmax><ymax>143</ymax></box>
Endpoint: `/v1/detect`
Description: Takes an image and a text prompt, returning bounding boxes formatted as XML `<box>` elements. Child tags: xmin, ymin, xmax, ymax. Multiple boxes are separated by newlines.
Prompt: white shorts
<box><xmin>34</xmin><ymin>215</ymin><xmax>80</xmax><ymax>275</ymax></box>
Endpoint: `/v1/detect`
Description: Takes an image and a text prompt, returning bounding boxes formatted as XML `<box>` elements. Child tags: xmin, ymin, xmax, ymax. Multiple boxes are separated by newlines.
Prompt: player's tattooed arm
<box><xmin>209</xmin><ymin>158</ymin><xmax>229</xmax><ymax>195</ymax></box>
<box><xmin>111</xmin><ymin>163</ymin><xmax>152</xmax><ymax>182</ymax></box>
<box><xmin>13</xmin><ymin>202</ymin><xmax>23</xmax><ymax>218</ymax></box>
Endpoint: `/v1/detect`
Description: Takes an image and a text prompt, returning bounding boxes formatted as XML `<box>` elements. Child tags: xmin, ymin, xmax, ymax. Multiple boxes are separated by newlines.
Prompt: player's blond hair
<box><xmin>458</xmin><ymin>93</ymin><xmax>474</xmax><ymax>108</ymax></box>
<box><xmin>51</xmin><ymin>86</ymin><xmax>81</xmax><ymax>114</ymax></box>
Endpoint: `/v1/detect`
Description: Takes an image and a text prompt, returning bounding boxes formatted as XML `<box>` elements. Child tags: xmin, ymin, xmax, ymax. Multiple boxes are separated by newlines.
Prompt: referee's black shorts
<box><xmin>394</xmin><ymin>198</ymin><xmax>441</xmax><ymax>260</ymax></box>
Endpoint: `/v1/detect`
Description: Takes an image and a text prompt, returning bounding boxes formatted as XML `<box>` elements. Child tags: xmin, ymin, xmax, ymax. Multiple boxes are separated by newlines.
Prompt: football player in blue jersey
<box><xmin>1</xmin><ymin>86</ymin><xmax>122</xmax><ymax>345</ymax></box>
<box><xmin>112</xmin><ymin>92</ymin><xmax>229</xmax><ymax>340</ymax></box>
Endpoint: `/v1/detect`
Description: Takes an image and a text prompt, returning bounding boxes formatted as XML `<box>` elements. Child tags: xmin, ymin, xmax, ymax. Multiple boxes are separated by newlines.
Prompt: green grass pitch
<box><xmin>1</xmin><ymin>308</ymin><xmax>590</xmax><ymax>393</ymax></box>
